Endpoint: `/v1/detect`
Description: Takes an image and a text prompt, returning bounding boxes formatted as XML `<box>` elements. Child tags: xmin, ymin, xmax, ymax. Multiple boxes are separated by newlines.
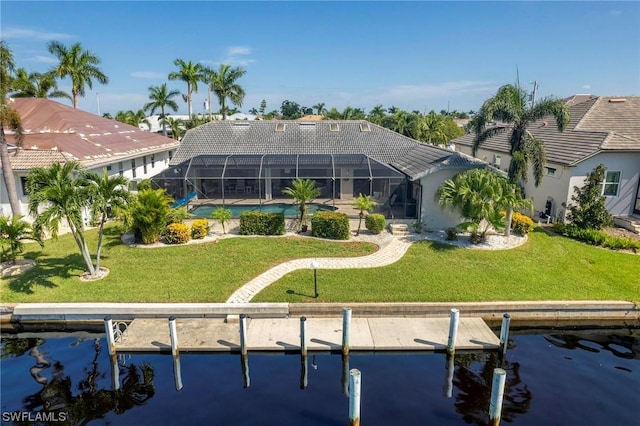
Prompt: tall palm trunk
<box><xmin>505</xmin><ymin>208</ymin><xmax>513</xmax><ymax>237</ymax></box>
<box><xmin>72</xmin><ymin>88</ymin><xmax>79</xmax><ymax>108</ymax></box>
<box><xmin>0</xmin><ymin>129</ymin><xmax>21</xmax><ymax>216</ymax></box>
<box><xmin>67</xmin><ymin>218</ymin><xmax>97</xmax><ymax>277</ymax></box>
<box><xmin>95</xmin><ymin>211</ymin><xmax>107</xmax><ymax>270</ymax></box>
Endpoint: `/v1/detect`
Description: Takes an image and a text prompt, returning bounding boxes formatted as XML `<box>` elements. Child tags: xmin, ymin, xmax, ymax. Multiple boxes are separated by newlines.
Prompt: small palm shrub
<box><xmin>445</xmin><ymin>227</ymin><xmax>458</xmax><ymax>240</ymax></box>
<box><xmin>511</xmin><ymin>212</ymin><xmax>534</xmax><ymax>236</ymax></box>
<box><xmin>413</xmin><ymin>220</ymin><xmax>423</xmax><ymax>234</ymax></box>
<box><xmin>365</xmin><ymin>214</ymin><xmax>385</xmax><ymax>234</ymax></box>
<box><xmin>311</xmin><ymin>211</ymin><xmax>350</xmax><ymax>240</ymax></box>
<box><xmin>191</xmin><ymin>219</ymin><xmax>210</xmax><ymax>239</ymax></box>
<box><xmin>211</xmin><ymin>208</ymin><xmax>232</xmax><ymax>234</ymax></box>
<box><xmin>165</xmin><ymin>223</ymin><xmax>191</xmax><ymax>244</ymax></box>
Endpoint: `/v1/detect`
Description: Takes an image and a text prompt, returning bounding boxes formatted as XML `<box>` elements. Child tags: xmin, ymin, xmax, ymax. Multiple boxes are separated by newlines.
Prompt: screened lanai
<box><xmin>151</xmin><ymin>153</ymin><xmax>419</xmax><ymax>218</ymax></box>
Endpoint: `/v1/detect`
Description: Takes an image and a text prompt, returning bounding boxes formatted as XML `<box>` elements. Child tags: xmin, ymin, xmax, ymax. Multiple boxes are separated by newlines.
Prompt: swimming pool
<box><xmin>189</xmin><ymin>203</ymin><xmax>337</xmax><ymax>218</ymax></box>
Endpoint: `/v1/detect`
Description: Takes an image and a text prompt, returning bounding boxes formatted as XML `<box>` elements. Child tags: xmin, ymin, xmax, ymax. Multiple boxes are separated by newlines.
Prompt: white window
<box><xmin>494</xmin><ymin>155</ymin><xmax>501</xmax><ymax>167</ymax></box>
<box><xmin>602</xmin><ymin>171</ymin><xmax>621</xmax><ymax>196</ymax></box>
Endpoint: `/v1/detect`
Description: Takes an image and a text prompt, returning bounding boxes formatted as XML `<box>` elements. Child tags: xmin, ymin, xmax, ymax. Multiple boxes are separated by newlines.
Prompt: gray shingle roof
<box><xmin>453</xmin><ymin>95</ymin><xmax>640</xmax><ymax>166</ymax></box>
<box><xmin>173</xmin><ymin>120</ymin><xmax>486</xmax><ymax>179</ymax></box>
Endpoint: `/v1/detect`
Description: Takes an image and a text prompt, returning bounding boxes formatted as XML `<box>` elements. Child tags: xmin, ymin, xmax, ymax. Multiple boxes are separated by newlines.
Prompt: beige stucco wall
<box><xmin>418</xmin><ymin>167</ymin><xmax>485</xmax><ymax>229</ymax></box>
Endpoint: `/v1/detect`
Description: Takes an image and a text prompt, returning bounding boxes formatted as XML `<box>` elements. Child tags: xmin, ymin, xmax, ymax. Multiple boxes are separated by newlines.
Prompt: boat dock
<box><xmin>114</xmin><ymin>316</ymin><xmax>500</xmax><ymax>353</ymax></box>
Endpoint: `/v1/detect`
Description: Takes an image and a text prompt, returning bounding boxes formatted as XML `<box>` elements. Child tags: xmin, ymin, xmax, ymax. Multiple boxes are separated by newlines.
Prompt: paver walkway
<box><xmin>226</xmin><ymin>233</ymin><xmax>412</xmax><ymax>303</ymax></box>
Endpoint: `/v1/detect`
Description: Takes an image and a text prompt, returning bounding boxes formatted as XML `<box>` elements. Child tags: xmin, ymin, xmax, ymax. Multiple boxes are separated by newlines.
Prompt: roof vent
<box><xmin>299</xmin><ymin>122</ymin><xmax>316</xmax><ymax>127</ymax></box>
<box><xmin>608</xmin><ymin>98</ymin><xmax>626</xmax><ymax>103</ymax></box>
<box><xmin>233</xmin><ymin>121</ymin><xmax>250</xmax><ymax>127</ymax></box>
<box><xmin>359</xmin><ymin>123</ymin><xmax>371</xmax><ymax>132</ymax></box>
<box><xmin>329</xmin><ymin>123</ymin><xmax>340</xmax><ymax>132</ymax></box>
<box><xmin>275</xmin><ymin>123</ymin><xmax>286</xmax><ymax>132</ymax></box>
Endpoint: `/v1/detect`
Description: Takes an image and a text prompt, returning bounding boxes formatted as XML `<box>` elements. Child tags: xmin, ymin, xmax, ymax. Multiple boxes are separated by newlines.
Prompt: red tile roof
<box><xmin>3</xmin><ymin>98</ymin><xmax>179</xmax><ymax>169</ymax></box>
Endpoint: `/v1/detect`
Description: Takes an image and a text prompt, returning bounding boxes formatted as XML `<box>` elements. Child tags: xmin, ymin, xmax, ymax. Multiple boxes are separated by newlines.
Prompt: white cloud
<box><xmin>610</xmin><ymin>10</ymin><xmax>622</xmax><ymax>16</ymax></box>
<box><xmin>201</xmin><ymin>45</ymin><xmax>256</xmax><ymax>67</ymax></box>
<box><xmin>581</xmin><ymin>84</ymin><xmax>592</xmax><ymax>90</ymax></box>
<box><xmin>130</xmin><ymin>71</ymin><xmax>165</xmax><ymax>79</ymax></box>
<box><xmin>227</xmin><ymin>46</ymin><xmax>251</xmax><ymax>56</ymax></box>
<box><xmin>2</xmin><ymin>27</ymin><xmax>73</xmax><ymax>40</ymax></box>
<box><xmin>32</xmin><ymin>55</ymin><xmax>59</xmax><ymax>64</ymax></box>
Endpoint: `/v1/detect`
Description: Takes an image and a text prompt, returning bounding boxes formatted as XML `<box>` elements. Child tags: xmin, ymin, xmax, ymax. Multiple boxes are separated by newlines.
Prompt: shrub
<box><xmin>511</xmin><ymin>212</ymin><xmax>534</xmax><ymax>236</ymax></box>
<box><xmin>413</xmin><ymin>220</ymin><xmax>423</xmax><ymax>234</ymax></box>
<box><xmin>365</xmin><ymin>214</ymin><xmax>386</xmax><ymax>234</ymax></box>
<box><xmin>191</xmin><ymin>219</ymin><xmax>210</xmax><ymax>239</ymax></box>
<box><xmin>311</xmin><ymin>211</ymin><xmax>350</xmax><ymax>240</ymax></box>
<box><xmin>239</xmin><ymin>212</ymin><xmax>285</xmax><ymax>235</ymax></box>
<box><xmin>552</xmin><ymin>223</ymin><xmax>639</xmax><ymax>253</ymax></box>
<box><xmin>445</xmin><ymin>227</ymin><xmax>458</xmax><ymax>240</ymax></box>
<box><xmin>165</xmin><ymin>222</ymin><xmax>191</xmax><ymax>244</ymax></box>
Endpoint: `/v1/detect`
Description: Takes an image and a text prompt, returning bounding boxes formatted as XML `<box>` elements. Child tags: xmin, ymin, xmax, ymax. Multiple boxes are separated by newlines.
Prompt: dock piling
<box><xmin>300</xmin><ymin>316</ymin><xmax>307</xmax><ymax>356</ymax></box>
<box><xmin>499</xmin><ymin>314</ymin><xmax>511</xmax><ymax>356</ymax></box>
<box><xmin>239</xmin><ymin>314</ymin><xmax>248</xmax><ymax>356</ymax></box>
<box><xmin>341</xmin><ymin>354</ymin><xmax>350</xmax><ymax>396</ymax></box>
<box><xmin>342</xmin><ymin>307</ymin><xmax>352</xmax><ymax>356</ymax></box>
<box><xmin>489</xmin><ymin>368</ymin><xmax>507</xmax><ymax>426</ymax></box>
<box><xmin>447</xmin><ymin>308</ymin><xmax>460</xmax><ymax>354</ymax></box>
<box><xmin>349</xmin><ymin>369</ymin><xmax>361</xmax><ymax>426</ymax></box>
<box><xmin>104</xmin><ymin>316</ymin><xmax>116</xmax><ymax>357</ymax></box>
<box><xmin>443</xmin><ymin>353</ymin><xmax>454</xmax><ymax>398</ymax></box>
<box><xmin>168</xmin><ymin>316</ymin><xmax>179</xmax><ymax>357</ymax></box>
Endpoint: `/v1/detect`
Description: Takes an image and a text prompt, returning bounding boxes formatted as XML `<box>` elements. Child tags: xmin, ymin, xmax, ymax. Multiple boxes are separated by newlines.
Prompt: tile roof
<box><xmin>5</xmin><ymin>149</ymin><xmax>71</xmax><ymax>171</ymax></box>
<box><xmin>173</xmin><ymin>120</ymin><xmax>486</xmax><ymax>180</ymax></box>
<box><xmin>453</xmin><ymin>95</ymin><xmax>640</xmax><ymax>166</ymax></box>
<box><xmin>4</xmin><ymin>98</ymin><xmax>180</xmax><ymax>169</ymax></box>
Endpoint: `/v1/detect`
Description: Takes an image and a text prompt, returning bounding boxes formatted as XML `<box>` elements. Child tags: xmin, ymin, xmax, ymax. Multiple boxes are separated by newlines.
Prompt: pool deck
<box><xmin>113</xmin><ymin>316</ymin><xmax>500</xmax><ymax>353</ymax></box>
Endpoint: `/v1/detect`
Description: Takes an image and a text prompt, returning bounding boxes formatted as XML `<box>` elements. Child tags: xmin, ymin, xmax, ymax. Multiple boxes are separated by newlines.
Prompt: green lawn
<box><xmin>0</xmin><ymin>225</ymin><xmax>376</xmax><ymax>303</ymax></box>
<box><xmin>254</xmin><ymin>228</ymin><xmax>639</xmax><ymax>303</ymax></box>
<box><xmin>2</xmin><ymin>227</ymin><xmax>638</xmax><ymax>304</ymax></box>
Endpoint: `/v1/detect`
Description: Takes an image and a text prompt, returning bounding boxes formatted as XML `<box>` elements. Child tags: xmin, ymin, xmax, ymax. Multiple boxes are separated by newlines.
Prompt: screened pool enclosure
<box><xmin>151</xmin><ymin>154</ymin><xmax>420</xmax><ymax>218</ymax></box>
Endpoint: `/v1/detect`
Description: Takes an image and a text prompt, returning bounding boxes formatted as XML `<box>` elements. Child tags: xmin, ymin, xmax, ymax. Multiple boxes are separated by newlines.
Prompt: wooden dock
<box><xmin>114</xmin><ymin>317</ymin><xmax>500</xmax><ymax>353</ymax></box>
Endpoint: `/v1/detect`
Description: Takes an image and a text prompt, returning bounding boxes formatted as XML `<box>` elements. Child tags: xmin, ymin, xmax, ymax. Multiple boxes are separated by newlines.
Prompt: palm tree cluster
<box><xmin>436</xmin><ymin>168</ymin><xmax>532</xmax><ymax>242</ymax></box>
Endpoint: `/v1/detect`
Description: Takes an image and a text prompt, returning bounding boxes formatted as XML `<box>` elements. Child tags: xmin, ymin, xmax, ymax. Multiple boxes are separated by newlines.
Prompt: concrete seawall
<box><xmin>2</xmin><ymin>301</ymin><xmax>638</xmax><ymax>333</ymax></box>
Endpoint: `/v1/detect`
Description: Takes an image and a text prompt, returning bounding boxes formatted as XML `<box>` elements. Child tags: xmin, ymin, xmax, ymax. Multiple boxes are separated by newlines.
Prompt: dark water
<box><xmin>189</xmin><ymin>203</ymin><xmax>336</xmax><ymax>218</ymax></box>
<box><xmin>1</xmin><ymin>330</ymin><xmax>638</xmax><ymax>425</ymax></box>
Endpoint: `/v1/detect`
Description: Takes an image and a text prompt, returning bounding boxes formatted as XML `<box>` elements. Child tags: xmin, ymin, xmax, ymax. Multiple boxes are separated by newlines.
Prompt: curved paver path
<box><xmin>226</xmin><ymin>233</ymin><xmax>412</xmax><ymax>303</ymax></box>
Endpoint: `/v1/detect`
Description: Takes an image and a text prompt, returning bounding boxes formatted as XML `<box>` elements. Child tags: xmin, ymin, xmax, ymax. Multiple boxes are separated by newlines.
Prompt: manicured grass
<box><xmin>1</xmin><ymin>225</ymin><xmax>377</xmax><ymax>303</ymax></box>
<box><xmin>254</xmin><ymin>229</ymin><xmax>639</xmax><ymax>303</ymax></box>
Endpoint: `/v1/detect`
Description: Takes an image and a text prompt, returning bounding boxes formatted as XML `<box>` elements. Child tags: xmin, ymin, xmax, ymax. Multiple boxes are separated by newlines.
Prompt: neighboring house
<box><xmin>1</xmin><ymin>98</ymin><xmax>180</xmax><ymax>218</ymax></box>
<box><xmin>150</xmin><ymin>120</ymin><xmax>489</xmax><ymax>229</ymax></box>
<box><xmin>453</xmin><ymin>95</ymin><xmax>640</xmax><ymax>231</ymax></box>
<box><xmin>141</xmin><ymin>113</ymin><xmax>259</xmax><ymax>134</ymax></box>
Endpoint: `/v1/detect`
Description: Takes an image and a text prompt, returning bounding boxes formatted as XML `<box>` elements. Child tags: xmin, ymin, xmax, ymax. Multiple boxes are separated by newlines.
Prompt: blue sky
<box><xmin>3</xmin><ymin>1</ymin><xmax>639</xmax><ymax>116</ymax></box>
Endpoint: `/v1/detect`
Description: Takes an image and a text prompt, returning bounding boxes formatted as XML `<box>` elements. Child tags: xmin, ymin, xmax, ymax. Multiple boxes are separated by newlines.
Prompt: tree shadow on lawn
<box><xmin>5</xmin><ymin>252</ymin><xmax>86</xmax><ymax>295</ymax></box>
<box><xmin>414</xmin><ymin>240</ymin><xmax>458</xmax><ymax>252</ymax></box>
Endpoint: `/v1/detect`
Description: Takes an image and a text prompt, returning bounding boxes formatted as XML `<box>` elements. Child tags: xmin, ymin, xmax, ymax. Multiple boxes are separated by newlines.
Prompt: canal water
<box><xmin>1</xmin><ymin>329</ymin><xmax>638</xmax><ymax>425</ymax></box>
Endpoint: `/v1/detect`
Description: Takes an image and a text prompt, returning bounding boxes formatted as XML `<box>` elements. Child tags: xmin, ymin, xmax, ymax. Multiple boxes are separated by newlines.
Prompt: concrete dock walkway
<box><xmin>114</xmin><ymin>316</ymin><xmax>500</xmax><ymax>353</ymax></box>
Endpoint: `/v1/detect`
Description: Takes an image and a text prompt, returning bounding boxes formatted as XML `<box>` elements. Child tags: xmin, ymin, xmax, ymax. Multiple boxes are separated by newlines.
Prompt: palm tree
<box><xmin>415</xmin><ymin>111</ymin><xmax>447</xmax><ymax>145</ymax></box>
<box><xmin>367</xmin><ymin>105</ymin><xmax>386</xmax><ymax>125</ymax></box>
<box><xmin>143</xmin><ymin>83</ymin><xmax>179</xmax><ymax>137</ymax></box>
<box><xmin>26</xmin><ymin>161</ymin><xmax>99</xmax><ymax>277</ymax></box>
<box><xmin>211</xmin><ymin>207</ymin><xmax>232</xmax><ymax>234</ymax></box>
<box><xmin>0</xmin><ymin>40</ymin><xmax>24</xmax><ymax>216</ymax></box>
<box><xmin>47</xmin><ymin>41</ymin><xmax>109</xmax><ymax>109</ymax></box>
<box><xmin>0</xmin><ymin>215</ymin><xmax>43</xmax><ymax>264</ymax></box>
<box><xmin>160</xmin><ymin>116</ymin><xmax>185</xmax><ymax>140</ymax></box>
<box><xmin>10</xmin><ymin>68</ymin><xmax>72</xmax><ymax>100</ymax></box>
<box><xmin>282</xmin><ymin>178</ymin><xmax>321</xmax><ymax>232</ymax></box>
<box><xmin>81</xmin><ymin>169</ymin><xmax>130</xmax><ymax>269</ymax></box>
<box><xmin>114</xmin><ymin>109</ymin><xmax>150</xmax><ymax>129</ymax></box>
<box><xmin>353</xmin><ymin>193</ymin><xmax>377</xmax><ymax>236</ymax></box>
<box><xmin>312</xmin><ymin>102</ymin><xmax>326</xmax><ymax>116</ymax></box>
<box><xmin>471</xmin><ymin>84</ymin><xmax>569</xmax><ymax>187</ymax></box>
<box><xmin>168</xmin><ymin>59</ymin><xmax>204</xmax><ymax>117</ymax></box>
<box><xmin>435</xmin><ymin>168</ymin><xmax>531</xmax><ymax>243</ymax></box>
<box><xmin>207</xmin><ymin>64</ymin><xmax>246</xmax><ymax>120</ymax></box>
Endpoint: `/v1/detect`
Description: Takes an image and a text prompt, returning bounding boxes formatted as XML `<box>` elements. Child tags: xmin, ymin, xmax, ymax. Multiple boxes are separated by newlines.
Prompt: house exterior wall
<box><xmin>418</xmin><ymin>167</ymin><xmax>482</xmax><ymax>229</ymax></box>
<box><xmin>457</xmin><ymin>142</ymin><xmax>640</xmax><ymax>219</ymax></box>
<box><xmin>0</xmin><ymin>149</ymin><xmax>176</xmax><ymax>219</ymax></box>
<box><xmin>568</xmin><ymin>152</ymin><xmax>640</xmax><ymax>217</ymax></box>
